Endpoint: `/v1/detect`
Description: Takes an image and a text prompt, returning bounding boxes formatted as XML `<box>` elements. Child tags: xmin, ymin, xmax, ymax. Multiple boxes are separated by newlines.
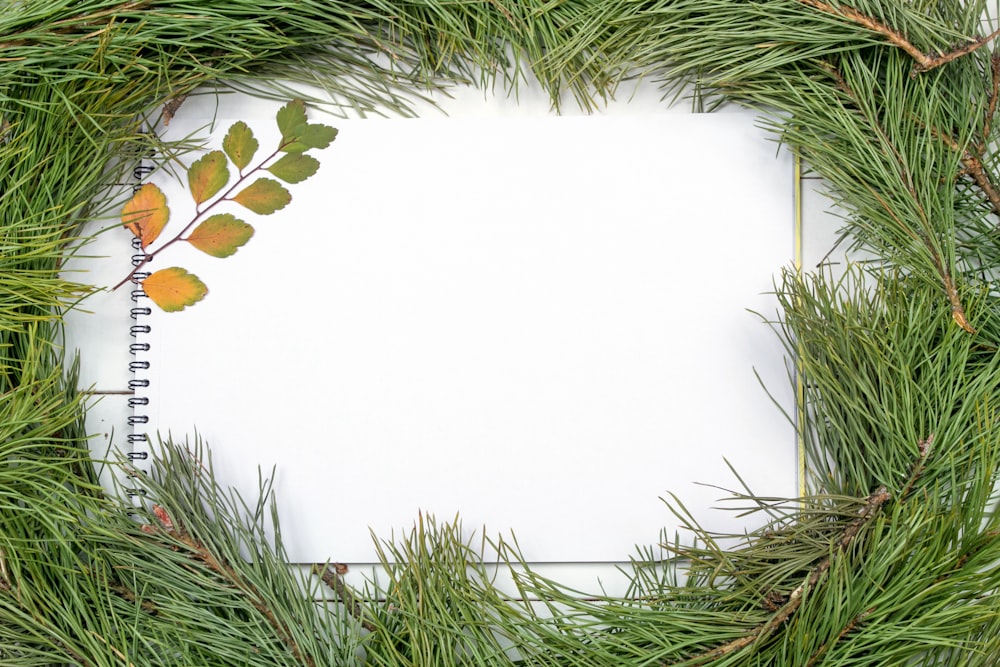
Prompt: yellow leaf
<box><xmin>188</xmin><ymin>150</ymin><xmax>230</xmax><ymax>205</ymax></box>
<box><xmin>122</xmin><ymin>183</ymin><xmax>169</xmax><ymax>250</ymax></box>
<box><xmin>232</xmin><ymin>177</ymin><xmax>290</xmax><ymax>215</ymax></box>
<box><xmin>187</xmin><ymin>214</ymin><xmax>254</xmax><ymax>258</ymax></box>
<box><xmin>143</xmin><ymin>267</ymin><xmax>208</xmax><ymax>312</ymax></box>
<box><xmin>223</xmin><ymin>121</ymin><xmax>258</xmax><ymax>172</ymax></box>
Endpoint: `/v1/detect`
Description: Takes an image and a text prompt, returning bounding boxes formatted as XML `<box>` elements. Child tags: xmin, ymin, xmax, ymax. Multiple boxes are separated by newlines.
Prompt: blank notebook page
<box><xmin>142</xmin><ymin>109</ymin><xmax>796</xmax><ymax>563</ymax></box>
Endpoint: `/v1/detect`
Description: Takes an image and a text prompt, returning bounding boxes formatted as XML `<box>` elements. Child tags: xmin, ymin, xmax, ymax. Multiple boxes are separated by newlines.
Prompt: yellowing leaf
<box><xmin>223</xmin><ymin>121</ymin><xmax>258</xmax><ymax>172</ymax></box>
<box><xmin>187</xmin><ymin>214</ymin><xmax>254</xmax><ymax>258</ymax></box>
<box><xmin>122</xmin><ymin>183</ymin><xmax>169</xmax><ymax>250</ymax></box>
<box><xmin>267</xmin><ymin>153</ymin><xmax>319</xmax><ymax>183</ymax></box>
<box><xmin>232</xmin><ymin>177</ymin><xmax>290</xmax><ymax>215</ymax></box>
<box><xmin>143</xmin><ymin>267</ymin><xmax>207</xmax><ymax>312</ymax></box>
<box><xmin>276</xmin><ymin>99</ymin><xmax>307</xmax><ymax>141</ymax></box>
<box><xmin>188</xmin><ymin>150</ymin><xmax>230</xmax><ymax>205</ymax></box>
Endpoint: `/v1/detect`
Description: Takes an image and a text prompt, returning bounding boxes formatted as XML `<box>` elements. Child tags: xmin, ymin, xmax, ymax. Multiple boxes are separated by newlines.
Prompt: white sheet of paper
<box><xmin>138</xmin><ymin>105</ymin><xmax>795</xmax><ymax>563</ymax></box>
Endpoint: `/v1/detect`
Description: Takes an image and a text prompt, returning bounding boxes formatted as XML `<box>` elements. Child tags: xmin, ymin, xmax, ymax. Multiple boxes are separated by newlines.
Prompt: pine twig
<box><xmin>941</xmin><ymin>530</ymin><xmax>1000</xmax><ymax>584</ymax></box>
<box><xmin>143</xmin><ymin>504</ymin><xmax>317</xmax><ymax>667</ymax></box>
<box><xmin>900</xmin><ymin>434</ymin><xmax>933</xmax><ymax>500</ymax></box>
<box><xmin>928</xmin><ymin>119</ymin><xmax>1000</xmax><ymax>223</ymax></box>
<box><xmin>822</xmin><ymin>60</ymin><xmax>976</xmax><ymax>332</ymax></box>
<box><xmin>914</xmin><ymin>28</ymin><xmax>1000</xmax><ymax>74</ymax></box>
<box><xmin>962</xmin><ymin>153</ymin><xmax>1000</xmax><ymax>221</ymax></box>
<box><xmin>804</xmin><ymin>607</ymin><xmax>876</xmax><ymax>667</ymax></box>
<box><xmin>977</xmin><ymin>55</ymin><xmax>1000</xmax><ymax>153</ymax></box>
<box><xmin>799</xmin><ymin>0</ymin><xmax>1000</xmax><ymax>75</ymax></box>
<box><xmin>666</xmin><ymin>485</ymin><xmax>892</xmax><ymax>666</ymax></box>
<box><xmin>313</xmin><ymin>563</ymin><xmax>375</xmax><ymax>632</ymax></box>
<box><xmin>798</xmin><ymin>0</ymin><xmax>926</xmax><ymax>63</ymax></box>
<box><xmin>0</xmin><ymin>0</ymin><xmax>147</xmax><ymax>50</ymax></box>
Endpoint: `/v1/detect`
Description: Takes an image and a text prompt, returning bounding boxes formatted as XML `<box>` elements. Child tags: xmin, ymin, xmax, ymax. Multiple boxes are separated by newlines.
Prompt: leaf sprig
<box><xmin>116</xmin><ymin>99</ymin><xmax>337</xmax><ymax>311</ymax></box>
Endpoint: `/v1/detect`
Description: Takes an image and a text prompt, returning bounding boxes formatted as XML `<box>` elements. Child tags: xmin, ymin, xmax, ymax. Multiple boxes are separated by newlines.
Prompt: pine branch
<box><xmin>798</xmin><ymin>0</ymin><xmax>928</xmax><ymax>63</ymax></box>
<box><xmin>143</xmin><ymin>504</ymin><xmax>317</xmax><ymax>667</ymax></box>
<box><xmin>0</xmin><ymin>0</ymin><xmax>148</xmax><ymax>50</ymax></box>
<box><xmin>915</xmin><ymin>28</ymin><xmax>1000</xmax><ymax>74</ymax></box>
<box><xmin>665</xmin><ymin>485</ymin><xmax>891</xmax><ymax>666</ymax></box>
<box><xmin>799</xmin><ymin>0</ymin><xmax>1000</xmax><ymax>74</ymax></box>
<box><xmin>818</xmin><ymin>58</ymin><xmax>976</xmax><ymax>332</ymax></box>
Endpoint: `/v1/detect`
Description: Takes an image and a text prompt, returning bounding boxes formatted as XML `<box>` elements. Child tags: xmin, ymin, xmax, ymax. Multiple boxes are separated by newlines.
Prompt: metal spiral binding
<box><xmin>122</xmin><ymin>136</ymin><xmax>156</xmax><ymax>509</ymax></box>
<box><xmin>128</xmin><ymin>235</ymin><xmax>152</xmax><ymax>472</ymax></box>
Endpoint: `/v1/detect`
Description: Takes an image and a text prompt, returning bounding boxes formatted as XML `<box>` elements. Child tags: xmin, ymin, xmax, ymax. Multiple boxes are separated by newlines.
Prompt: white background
<box><xmin>64</xmin><ymin>78</ymin><xmax>848</xmax><ymax>591</ymax></box>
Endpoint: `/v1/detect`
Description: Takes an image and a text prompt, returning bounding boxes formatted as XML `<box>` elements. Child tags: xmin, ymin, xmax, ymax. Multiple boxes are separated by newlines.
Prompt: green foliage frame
<box><xmin>4</xmin><ymin>1</ymin><xmax>1000</xmax><ymax>664</ymax></box>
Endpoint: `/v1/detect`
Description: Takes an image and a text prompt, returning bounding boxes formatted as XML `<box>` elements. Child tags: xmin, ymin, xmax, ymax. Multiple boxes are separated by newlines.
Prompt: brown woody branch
<box><xmin>800</xmin><ymin>0</ymin><xmax>1000</xmax><ymax>75</ymax></box>
<box><xmin>900</xmin><ymin>434</ymin><xmax>933</xmax><ymax>500</ymax></box>
<box><xmin>963</xmin><ymin>153</ymin><xmax>1000</xmax><ymax>220</ymax></box>
<box><xmin>666</xmin><ymin>485</ymin><xmax>891</xmax><ymax>666</ymax></box>
<box><xmin>313</xmin><ymin>563</ymin><xmax>376</xmax><ymax>632</ymax></box>
<box><xmin>916</xmin><ymin>28</ymin><xmax>1000</xmax><ymax>74</ymax></box>
<box><xmin>930</xmin><ymin>120</ymin><xmax>1000</xmax><ymax>222</ymax></box>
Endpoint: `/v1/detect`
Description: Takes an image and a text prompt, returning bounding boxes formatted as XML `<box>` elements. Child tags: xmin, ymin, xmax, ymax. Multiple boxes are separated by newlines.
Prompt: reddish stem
<box><xmin>113</xmin><ymin>141</ymin><xmax>291</xmax><ymax>291</ymax></box>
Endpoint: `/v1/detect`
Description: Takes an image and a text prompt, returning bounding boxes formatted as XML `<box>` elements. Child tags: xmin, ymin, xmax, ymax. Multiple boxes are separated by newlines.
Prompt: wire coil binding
<box><xmin>128</xmin><ymin>235</ymin><xmax>152</xmax><ymax>484</ymax></box>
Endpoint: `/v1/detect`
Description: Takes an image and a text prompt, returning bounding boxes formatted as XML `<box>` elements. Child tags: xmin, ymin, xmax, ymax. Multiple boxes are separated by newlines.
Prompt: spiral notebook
<box><xmin>124</xmin><ymin>97</ymin><xmax>796</xmax><ymax>564</ymax></box>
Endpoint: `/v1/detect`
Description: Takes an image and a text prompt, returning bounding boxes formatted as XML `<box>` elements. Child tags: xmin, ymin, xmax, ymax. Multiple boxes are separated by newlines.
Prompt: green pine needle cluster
<box><xmin>3</xmin><ymin>0</ymin><xmax>1000</xmax><ymax>664</ymax></box>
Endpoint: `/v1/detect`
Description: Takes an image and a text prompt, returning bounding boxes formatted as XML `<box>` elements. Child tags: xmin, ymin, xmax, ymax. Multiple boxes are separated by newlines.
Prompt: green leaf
<box><xmin>143</xmin><ymin>267</ymin><xmax>207</xmax><ymax>312</ymax></box>
<box><xmin>267</xmin><ymin>153</ymin><xmax>320</xmax><ymax>184</ymax></box>
<box><xmin>187</xmin><ymin>213</ymin><xmax>254</xmax><ymax>258</ymax></box>
<box><xmin>281</xmin><ymin>123</ymin><xmax>338</xmax><ymax>153</ymax></box>
<box><xmin>299</xmin><ymin>124</ymin><xmax>338</xmax><ymax>150</ymax></box>
<box><xmin>232</xmin><ymin>177</ymin><xmax>291</xmax><ymax>215</ymax></box>
<box><xmin>276</xmin><ymin>99</ymin><xmax>307</xmax><ymax>141</ymax></box>
<box><xmin>223</xmin><ymin>121</ymin><xmax>258</xmax><ymax>172</ymax></box>
<box><xmin>122</xmin><ymin>183</ymin><xmax>169</xmax><ymax>250</ymax></box>
<box><xmin>188</xmin><ymin>150</ymin><xmax>230</xmax><ymax>205</ymax></box>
